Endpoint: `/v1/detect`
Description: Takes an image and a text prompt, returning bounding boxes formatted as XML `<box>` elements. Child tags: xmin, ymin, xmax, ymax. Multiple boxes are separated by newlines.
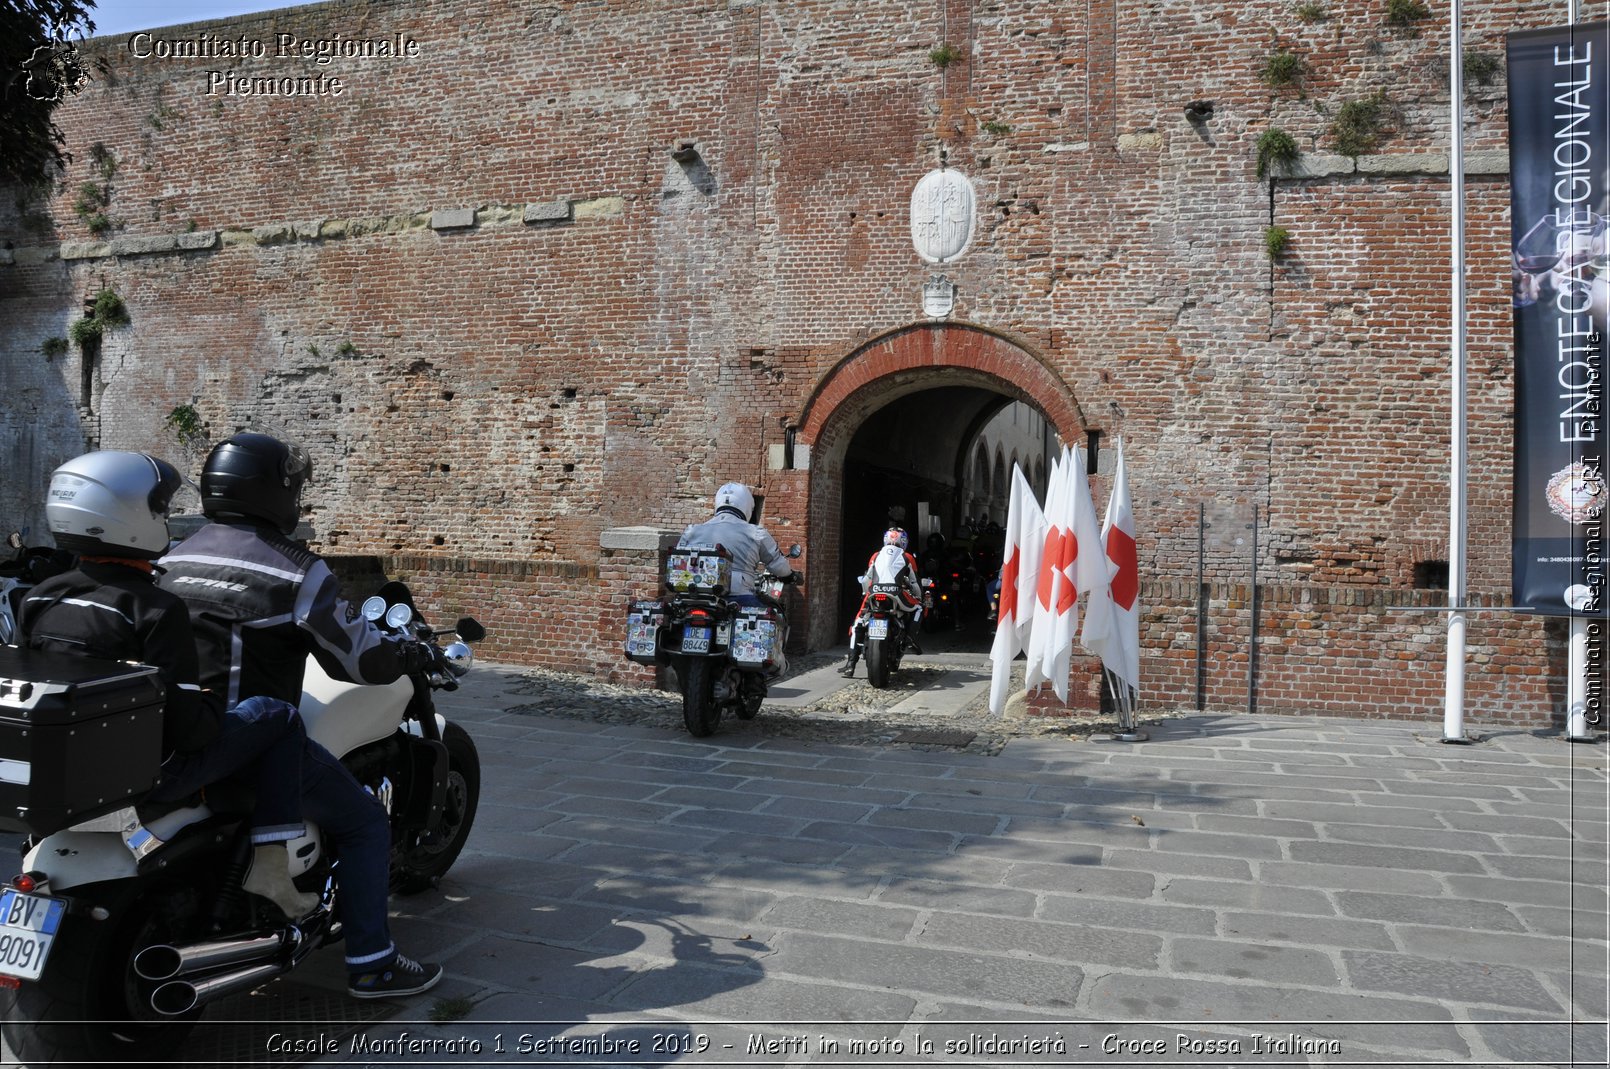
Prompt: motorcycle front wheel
<box><xmin>0</xmin><ymin>878</ymin><xmax>200</xmax><ymax>1065</ymax></box>
<box><xmin>394</xmin><ymin>722</ymin><xmax>483</xmax><ymax>895</ymax></box>
<box><xmin>866</xmin><ymin>636</ymin><xmax>891</xmax><ymax>689</ymax></box>
<box><xmin>680</xmin><ymin>658</ymin><xmax>720</xmax><ymax>737</ymax></box>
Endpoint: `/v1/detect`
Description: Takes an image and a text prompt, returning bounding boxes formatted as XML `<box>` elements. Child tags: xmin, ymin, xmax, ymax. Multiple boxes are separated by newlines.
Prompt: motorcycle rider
<box><xmin>838</xmin><ymin>526</ymin><xmax>924</xmax><ymax>678</ymax></box>
<box><xmin>18</xmin><ymin>450</ymin><xmax>318</xmax><ymax>919</ymax></box>
<box><xmin>677</xmin><ymin>482</ymin><xmax>800</xmax><ymax>606</ymax></box>
<box><xmin>158</xmin><ymin>433</ymin><xmax>443</xmax><ymax>1000</ymax></box>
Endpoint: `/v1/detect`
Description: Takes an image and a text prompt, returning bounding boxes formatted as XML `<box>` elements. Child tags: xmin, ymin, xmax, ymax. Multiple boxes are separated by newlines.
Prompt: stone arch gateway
<box><xmin>794</xmin><ymin>322</ymin><xmax>1083</xmax><ymax>649</ymax></box>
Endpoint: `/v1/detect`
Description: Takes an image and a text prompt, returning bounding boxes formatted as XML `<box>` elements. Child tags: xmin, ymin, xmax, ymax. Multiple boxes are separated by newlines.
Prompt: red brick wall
<box><xmin>1</xmin><ymin>0</ymin><xmax>1604</xmax><ymax>728</ymax></box>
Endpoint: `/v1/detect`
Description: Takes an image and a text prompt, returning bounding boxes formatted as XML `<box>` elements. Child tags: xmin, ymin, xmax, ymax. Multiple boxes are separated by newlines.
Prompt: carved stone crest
<box><xmin>922</xmin><ymin>275</ymin><xmax>956</xmax><ymax>319</ymax></box>
<box><xmin>910</xmin><ymin>169</ymin><xmax>975</xmax><ymax>264</ymax></box>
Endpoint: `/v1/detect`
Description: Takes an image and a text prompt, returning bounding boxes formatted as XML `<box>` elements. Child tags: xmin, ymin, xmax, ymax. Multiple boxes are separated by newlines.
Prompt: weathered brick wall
<box><xmin>1</xmin><ymin>0</ymin><xmax>1604</xmax><ymax>727</ymax></box>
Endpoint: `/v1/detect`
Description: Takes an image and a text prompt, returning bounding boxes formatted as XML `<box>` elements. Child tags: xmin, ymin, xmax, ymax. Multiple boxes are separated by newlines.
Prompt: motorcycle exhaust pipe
<box><xmin>150</xmin><ymin>960</ymin><xmax>286</xmax><ymax>1016</ymax></box>
<box><xmin>134</xmin><ymin>931</ymin><xmax>288</xmax><ymax>981</ymax></box>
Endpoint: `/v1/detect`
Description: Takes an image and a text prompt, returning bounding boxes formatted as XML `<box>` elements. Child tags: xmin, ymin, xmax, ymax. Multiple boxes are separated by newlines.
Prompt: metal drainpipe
<box><xmin>1249</xmin><ymin>504</ymin><xmax>1259</xmax><ymax>715</ymax></box>
<box><xmin>1197</xmin><ymin>503</ymin><xmax>1207</xmax><ymax>711</ymax></box>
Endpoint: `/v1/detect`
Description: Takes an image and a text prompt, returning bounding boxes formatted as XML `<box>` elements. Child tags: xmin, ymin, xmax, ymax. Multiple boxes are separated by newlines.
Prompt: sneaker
<box><xmin>347</xmin><ymin>953</ymin><xmax>443</xmax><ymax>1000</ymax></box>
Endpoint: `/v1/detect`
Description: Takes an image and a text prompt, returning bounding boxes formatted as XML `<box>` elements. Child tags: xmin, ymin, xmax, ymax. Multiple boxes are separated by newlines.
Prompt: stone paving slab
<box><xmin>9</xmin><ymin>661</ymin><xmax>1604</xmax><ymax>1068</ymax></box>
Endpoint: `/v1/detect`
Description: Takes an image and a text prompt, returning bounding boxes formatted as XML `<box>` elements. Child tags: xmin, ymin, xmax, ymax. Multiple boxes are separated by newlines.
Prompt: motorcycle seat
<box><xmin>136</xmin><ymin>777</ymin><xmax>255</xmax><ymax>825</ymax></box>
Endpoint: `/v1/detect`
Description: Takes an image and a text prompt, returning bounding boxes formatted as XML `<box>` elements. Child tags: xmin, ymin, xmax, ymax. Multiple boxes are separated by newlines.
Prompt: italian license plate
<box><xmin>868</xmin><ymin>618</ymin><xmax>889</xmax><ymax>640</ymax></box>
<box><xmin>0</xmin><ymin>889</ymin><xmax>65</xmax><ymax>981</ymax></box>
<box><xmin>682</xmin><ymin>625</ymin><xmax>712</xmax><ymax>654</ymax></box>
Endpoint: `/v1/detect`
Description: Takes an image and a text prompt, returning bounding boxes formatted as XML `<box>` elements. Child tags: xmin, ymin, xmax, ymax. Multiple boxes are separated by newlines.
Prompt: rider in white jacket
<box><xmin>677</xmin><ymin>482</ymin><xmax>797</xmax><ymax>604</ymax></box>
<box><xmin>839</xmin><ymin>527</ymin><xmax>924</xmax><ymax>677</ymax></box>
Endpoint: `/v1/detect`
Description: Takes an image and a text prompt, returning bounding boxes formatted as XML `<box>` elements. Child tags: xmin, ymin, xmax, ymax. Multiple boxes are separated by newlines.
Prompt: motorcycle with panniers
<box><xmin>624</xmin><ymin>544</ymin><xmax>801</xmax><ymax>737</ymax></box>
<box><xmin>0</xmin><ymin>583</ymin><xmax>484</xmax><ymax>1064</ymax></box>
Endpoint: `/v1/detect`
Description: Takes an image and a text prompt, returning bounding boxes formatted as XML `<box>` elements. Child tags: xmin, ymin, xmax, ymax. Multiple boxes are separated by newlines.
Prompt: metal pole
<box><xmin>1249</xmin><ymin>504</ymin><xmax>1259</xmax><ymax>715</ymax></box>
<box><xmin>1443</xmin><ymin>0</ymin><xmax>1472</xmax><ymax>744</ymax></box>
<box><xmin>1197</xmin><ymin>503</ymin><xmax>1207</xmax><ymax>711</ymax></box>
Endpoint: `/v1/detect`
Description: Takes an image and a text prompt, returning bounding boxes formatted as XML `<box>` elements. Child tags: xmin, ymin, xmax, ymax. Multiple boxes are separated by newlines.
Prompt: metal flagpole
<box><xmin>1443</xmin><ymin>0</ymin><xmax>1473</xmax><ymax>744</ymax></box>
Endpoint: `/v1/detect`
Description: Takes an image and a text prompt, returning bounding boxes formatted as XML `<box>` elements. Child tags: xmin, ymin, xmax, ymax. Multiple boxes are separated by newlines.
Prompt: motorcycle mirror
<box><xmin>455</xmin><ymin>616</ymin><xmax>486</xmax><ymax>643</ymax></box>
<box><xmin>787</xmin><ymin>544</ymin><xmax>801</xmax><ymax>558</ymax></box>
<box><xmin>384</xmin><ymin>602</ymin><xmax>414</xmax><ymax>630</ymax></box>
<box><xmin>360</xmin><ymin>596</ymin><xmax>386</xmax><ymax>622</ymax></box>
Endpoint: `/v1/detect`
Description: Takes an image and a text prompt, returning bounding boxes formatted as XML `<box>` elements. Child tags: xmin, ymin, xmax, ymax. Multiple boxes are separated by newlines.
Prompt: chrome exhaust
<box><xmin>151</xmin><ymin>960</ymin><xmax>286</xmax><ymax>1016</ymax></box>
<box><xmin>134</xmin><ymin>931</ymin><xmax>288</xmax><ymax>981</ymax></box>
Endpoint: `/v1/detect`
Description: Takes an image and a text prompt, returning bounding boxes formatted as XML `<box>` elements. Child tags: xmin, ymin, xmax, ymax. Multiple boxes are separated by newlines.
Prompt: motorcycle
<box><xmin>852</xmin><ymin>577</ymin><xmax>930</xmax><ymax>689</ymax></box>
<box><xmin>0</xmin><ymin>580</ymin><xmax>484</xmax><ymax>1064</ymax></box>
<box><xmin>624</xmin><ymin>545</ymin><xmax>801</xmax><ymax>738</ymax></box>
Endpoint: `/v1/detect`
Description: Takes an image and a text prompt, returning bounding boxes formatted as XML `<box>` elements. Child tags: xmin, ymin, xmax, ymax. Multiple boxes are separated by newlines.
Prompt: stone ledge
<box><xmin>600</xmin><ymin>526</ymin><xmax>681</xmax><ymax>552</ymax></box>
<box><xmin>524</xmin><ymin>200</ymin><xmax>571</xmax><ymax>224</ymax></box>
<box><xmin>110</xmin><ymin>233</ymin><xmax>177</xmax><ymax>256</ymax></box>
<box><xmin>430</xmin><ymin>207</ymin><xmax>476</xmax><ymax>230</ymax></box>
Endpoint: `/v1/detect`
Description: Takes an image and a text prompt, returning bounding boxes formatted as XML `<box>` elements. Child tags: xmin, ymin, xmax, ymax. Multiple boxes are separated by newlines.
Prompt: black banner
<box><xmin>1509</xmin><ymin>23</ymin><xmax>1609</xmax><ymax>616</ymax></box>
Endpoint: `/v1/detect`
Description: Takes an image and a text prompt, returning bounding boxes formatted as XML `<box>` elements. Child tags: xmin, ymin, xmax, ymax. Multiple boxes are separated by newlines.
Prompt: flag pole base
<box><xmin>1565</xmin><ymin>734</ymin><xmax>1600</xmax><ymax>744</ymax></box>
<box><xmin>1439</xmin><ymin>734</ymin><xmax>1478</xmax><ymax>745</ymax></box>
<box><xmin>1111</xmin><ymin>730</ymin><xmax>1149</xmax><ymax>743</ymax></box>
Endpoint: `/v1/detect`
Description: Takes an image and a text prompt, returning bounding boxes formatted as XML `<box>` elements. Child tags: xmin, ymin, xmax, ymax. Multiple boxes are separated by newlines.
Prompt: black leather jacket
<box><xmin>19</xmin><ymin>561</ymin><xmax>222</xmax><ymax>758</ymax></box>
<box><xmin>157</xmin><ymin>521</ymin><xmax>412</xmax><ymax>709</ymax></box>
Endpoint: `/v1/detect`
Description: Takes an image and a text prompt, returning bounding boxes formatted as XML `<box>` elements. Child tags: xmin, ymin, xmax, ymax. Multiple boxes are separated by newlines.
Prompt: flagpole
<box><xmin>1442</xmin><ymin>0</ymin><xmax>1473</xmax><ymax>744</ymax></box>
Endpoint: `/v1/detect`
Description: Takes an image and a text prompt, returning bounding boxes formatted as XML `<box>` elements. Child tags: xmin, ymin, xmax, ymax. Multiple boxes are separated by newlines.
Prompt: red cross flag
<box><xmin>1087</xmin><ymin>437</ymin><xmax>1140</xmax><ymax>695</ymax></box>
<box><xmin>1025</xmin><ymin>447</ymin><xmax>1078</xmax><ymax>700</ymax></box>
<box><xmin>989</xmin><ymin>464</ymin><xmax>1047</xmax><ymax>715</ymax></box>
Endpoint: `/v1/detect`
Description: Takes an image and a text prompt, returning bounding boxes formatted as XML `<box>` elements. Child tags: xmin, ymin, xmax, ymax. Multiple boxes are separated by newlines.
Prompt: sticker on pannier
<box><xmin>665</xmin><ymin>550</ymin><xmax>732</xmax><ymax>593</ymax></box>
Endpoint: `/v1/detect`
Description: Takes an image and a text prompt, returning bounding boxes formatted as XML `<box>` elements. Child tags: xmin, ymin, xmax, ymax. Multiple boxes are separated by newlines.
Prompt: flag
<box><xmin>988</xmin><ymin>465</ymin><xmax>1047</xmax><ymax>715</ymax></box>
<box><xmin>1026</xmin><ymin>447</ymin><xmax>1079</xmax><ymax>701</ymax></box>
<box><xmin>1072</xmin><ymin>444</ymin><xmax>1115</xmax><ymax>655</ymax></box>
<box><xmin>1088</xmin><ymin>438</ymin><xmax>1141</xmax><ymax>695</ymax></box>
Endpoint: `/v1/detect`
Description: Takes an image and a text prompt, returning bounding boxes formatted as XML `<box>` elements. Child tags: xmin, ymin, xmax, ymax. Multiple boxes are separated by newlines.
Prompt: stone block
<box><xmin>176</xmin><ymin>229</ymin><xmax>218</xmax><ymax>250</ymax></box>
<box><xmin>58</xmin><ymin>241</ymin><xmax>109</xmax><ymax>261</ymax></box>
<box><xmin>523</xmin><ymin>200</ymin><xmax>571</xmax><ymax>224</ymax></box>
<box><xmin>13</xmin><ymin>247</ymin><xmax>57</xmax><ymax>265</ymax></box>
<box><xmin>572</xmin><ymin>196</ymin><xmax>625</xmax><ymax>219</ymax></box>
<box><xmin>430</xmin><ymin>208</ymin><xmax>476</xmax><ymax>230</ymax></box>
<box><xmin>599</xmin><ymin>525</ymin><xmax>679</xmax><ymax>552</ymax></box>
<box><xmin>110</xmin><ymin>234</ymin><xmax>177</xmax><ymax>256</ymax></box>
<box><xmin>252</xmin><ymin>223</ymin><xmax>292</xmax><ymax>245</ymax></box>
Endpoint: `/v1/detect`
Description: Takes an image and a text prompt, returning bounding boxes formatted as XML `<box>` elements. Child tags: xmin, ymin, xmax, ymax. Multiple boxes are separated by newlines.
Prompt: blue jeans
<box><xmin>150</xmin><ymin>695</ymin><xmax>306</xmax><ymax>844</ymax></box>
<box><xmin>299</xmin><ymin>738</ymin><xmax>395</xmax><ymax>969</ymax></box>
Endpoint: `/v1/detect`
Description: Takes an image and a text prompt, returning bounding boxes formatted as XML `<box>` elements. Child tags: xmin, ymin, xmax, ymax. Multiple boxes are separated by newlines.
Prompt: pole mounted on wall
<box><xmin>1443</xmin><ymin>0</ymin><xmax>1474</xmax><ymax>744</ymax></box>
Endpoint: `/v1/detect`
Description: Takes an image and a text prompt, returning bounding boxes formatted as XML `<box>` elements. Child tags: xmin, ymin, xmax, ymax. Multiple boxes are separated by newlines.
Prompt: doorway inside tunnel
<box><xmin>796</xmin><ymin>323</ymin><xmax>1085</xmax><ymax>652</ymax></box>
<box><xmin>837</xmin><ymin>391</ymin><xmax>1055</xmax><ymax>644</ymax></box>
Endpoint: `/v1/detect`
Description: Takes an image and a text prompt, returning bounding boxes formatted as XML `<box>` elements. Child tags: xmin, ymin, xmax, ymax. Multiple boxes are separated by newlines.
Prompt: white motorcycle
<box><xmin>0</xmin><ymin>582</ymin><xmax>483</xmax><ymax>1064</ymax></box>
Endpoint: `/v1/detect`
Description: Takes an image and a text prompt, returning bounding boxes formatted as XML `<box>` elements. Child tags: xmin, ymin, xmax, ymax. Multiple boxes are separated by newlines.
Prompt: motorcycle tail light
<box><xmin>0</xmin><ymin>976</ymin><xmax>17</xmax><ymax>990</ymax></box>
<box><xmin>9</xmin><ymin>872</ymin><xmax>37</xmax><ymax>894</ymax></box>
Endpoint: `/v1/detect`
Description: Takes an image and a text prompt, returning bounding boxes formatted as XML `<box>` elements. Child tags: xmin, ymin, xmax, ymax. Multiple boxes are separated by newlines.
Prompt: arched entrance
<box><xmin>796</xmin><ymin>322</ymin><xmax>1085</xmax><ymax>649</ymax></box>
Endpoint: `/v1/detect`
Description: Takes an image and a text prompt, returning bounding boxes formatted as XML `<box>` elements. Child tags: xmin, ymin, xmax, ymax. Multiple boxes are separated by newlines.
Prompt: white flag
<box><xmin>1088</xmin><ymin>438</ymin><xmax>1141</xmax><ymax>693</ymax></box>
<box><xmin>989</xmin><ymin>465</ymin><xmax>1047</xmax><ymax>715</ymax></box>
<box><xmin>1027</xmin><ymin>447</ymin><xmax>1080</xmax><ymax>702</ymax></box>
<box><xmin>1022</xmin><ymin>449</ymin><xmax>1065</xmax><ymax>693</ymax></box>
<box><xmin>1073</xmin><ymin>447</ymin><xmax>1117</xmax><ymax>655</ymax></box>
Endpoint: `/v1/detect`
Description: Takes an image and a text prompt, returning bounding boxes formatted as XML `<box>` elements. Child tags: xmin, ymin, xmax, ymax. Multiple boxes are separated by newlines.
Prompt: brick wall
<box><xmin>2</xmin><ymin>0</ymin><xmax>1604</xmax><ymax>728</ymax></box>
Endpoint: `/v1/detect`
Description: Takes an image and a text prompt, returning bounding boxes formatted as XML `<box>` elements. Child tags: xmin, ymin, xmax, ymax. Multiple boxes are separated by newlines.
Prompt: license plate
<box><xmin>868</xmin><ymin>618</ymin><xmax>889</xmax><ymax>640</ymax></box>
<box><xmin>0</xmin><ymin>890</ymin><xmax>65</xmax><ymax>981</ymax></box>
<box><xmin>682</xmin><ymin>625</ymin><xmax>712</xmax><ymax>653</ymax></box>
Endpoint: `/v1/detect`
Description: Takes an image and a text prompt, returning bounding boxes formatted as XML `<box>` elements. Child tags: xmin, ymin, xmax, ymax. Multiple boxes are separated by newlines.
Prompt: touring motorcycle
<box><xmin>851</xmin><ymin>576</ymin><xmax>931</xmax><ymax>689</ymax></box>
<box><xmin>625</xmin><ymin>545</ymin><xmax>801</xmax><ymax>737</ymax></box>
<box><xmin>0</xmin><ymin>581</ymin><xmax>483</xmax><ymax>1064</ymax></box>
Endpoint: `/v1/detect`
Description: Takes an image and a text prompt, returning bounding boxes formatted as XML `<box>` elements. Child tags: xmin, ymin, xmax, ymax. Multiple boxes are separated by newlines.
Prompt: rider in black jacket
<box><xmin>21</xmin><ymin>451</ymin><xmax>316</xmax><ymax>919</ymax></box>
<box><xmin>159</xmin><ymin>433</ymin><xmax>441</xmax><ymax>1000</ymax></box>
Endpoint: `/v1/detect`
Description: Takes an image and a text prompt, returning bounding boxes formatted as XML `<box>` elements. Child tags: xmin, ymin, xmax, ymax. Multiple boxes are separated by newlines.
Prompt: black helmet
<box><xmin>200</xmin><ymin>433</ymin><xmax>312</xmax><ymax>535</ymax></box>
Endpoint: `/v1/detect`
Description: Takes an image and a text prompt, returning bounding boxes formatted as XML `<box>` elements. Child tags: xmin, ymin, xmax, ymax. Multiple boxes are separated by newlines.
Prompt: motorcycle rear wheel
<box><xmin>681</xmin><ymin>658</ymin><xmax>720</xmax><ymax>737</ymax></box>
<box><xmin>866</xmin><ymin>637</ymin><xmax>891</xmax><ymax>689</ymax></box>
<box><xmin>0</xmin><ymin>878</ymin><xmax>200</xmax><ymax>1065</ymax></box>
<box><xmin>394</xmin><ymin>722</ymin><xmax>482</xmax><ymax>895</ymax></box>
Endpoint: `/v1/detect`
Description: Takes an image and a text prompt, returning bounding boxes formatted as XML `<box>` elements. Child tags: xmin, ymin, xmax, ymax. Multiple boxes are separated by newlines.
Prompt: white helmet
<box><xmin>713</xmin><ymin>481</ymin><xmax>755</xmax><ymax>522</ymax></box>
<box><xmin>46</xmin><ymin>451</ymin><xmax>183</xmax><ymax>560</ymax></box>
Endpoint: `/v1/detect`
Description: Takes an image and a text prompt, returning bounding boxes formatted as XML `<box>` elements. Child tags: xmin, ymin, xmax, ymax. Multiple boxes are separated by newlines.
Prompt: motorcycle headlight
<box><xmin>442</xmin><ymin>641</ymin><xmax>474</xmax><ymax>676</ymax></box>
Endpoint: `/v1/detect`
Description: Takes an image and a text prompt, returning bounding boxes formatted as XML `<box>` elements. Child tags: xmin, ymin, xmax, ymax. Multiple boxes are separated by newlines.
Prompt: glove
<box><xmin>787</xmin><ymin>570</ymin><xmax>804</xmax><ymax>586</ymax></box>
<box><xmin>400</xmin><ymin>641</ymin><xmax>438</xmax><ymax>674</ymax></box>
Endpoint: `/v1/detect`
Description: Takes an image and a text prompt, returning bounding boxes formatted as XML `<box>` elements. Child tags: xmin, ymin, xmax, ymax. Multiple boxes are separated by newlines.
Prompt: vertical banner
<box><xmin>1509</xmin><ymin>23</ymin><xmax>1609</xmax><ymax>616</ymax></box>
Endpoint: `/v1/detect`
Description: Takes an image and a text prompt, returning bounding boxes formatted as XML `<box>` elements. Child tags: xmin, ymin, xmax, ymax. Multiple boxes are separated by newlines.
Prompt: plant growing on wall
<box><xmin>1294</xmin><ymin>1</ymin><xmax>1326</xmax><ymax>22</ymax></box>
<box><xmin>1261</xmin><ymin>51</ymin><xmax>1305</xmax><ymax>89</ymax></box>
<box><xmin>980</xmin><ymin>119</ymin><xmax>1012</xmax><ymax>136</ymax></box>
<box><xmin>164</xmin><ymin>403</ymin><xmax>208</xmax><ymax>450</ymax></box>
<box><xmin>929</xmin><ymin>43</ymin><xmax>959</xmax><ymax>68</ymax></box>
<box><xmin>1329</xmin><ymin>92</ymin><xmax>1391</xmax><ymax>156</ymax></box>
<box><xmin>1265</xmin><ymin>225</ymin><xmax>1292</xmax><ymax>258</ymax></box>
<box><xmin>1463</xmin><ymin>50</ymin><xmax>1502</xmax><ymax>86</ymax></box>
<box><xmin>40</xmin><ymin>337</ymin><xmax>67</xmax><ymax>361</ymax></box>
<box><xmin>69</xmin><ymin>287</ymin><xmax>130</xmax><ymax>348</ymax></box>
<box><xmin>1385</xmin><ymin>0</ymin><xmax>1429</xmax><ymax>30</ymax></box>
<box><xmin>73</xmin><ymin>143</ymin><xmax>118</xmax><ymax>235</ymax></box>
<box><xmin>1256</xmin><ymin>127</ymin><xmax>1301</xmax><ymax>178</ymax></box>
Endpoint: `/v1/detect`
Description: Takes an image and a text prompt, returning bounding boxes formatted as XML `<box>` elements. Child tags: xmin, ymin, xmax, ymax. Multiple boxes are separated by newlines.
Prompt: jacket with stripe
<box><xmin>157</xmin><ymin>521</ymin><xmax>412</xmax><ymax>709</ymax></box>
<box><xmin>19</xmin><ymin>561</ymin><xmax>223</xmax><ymax>757</ymax></box>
